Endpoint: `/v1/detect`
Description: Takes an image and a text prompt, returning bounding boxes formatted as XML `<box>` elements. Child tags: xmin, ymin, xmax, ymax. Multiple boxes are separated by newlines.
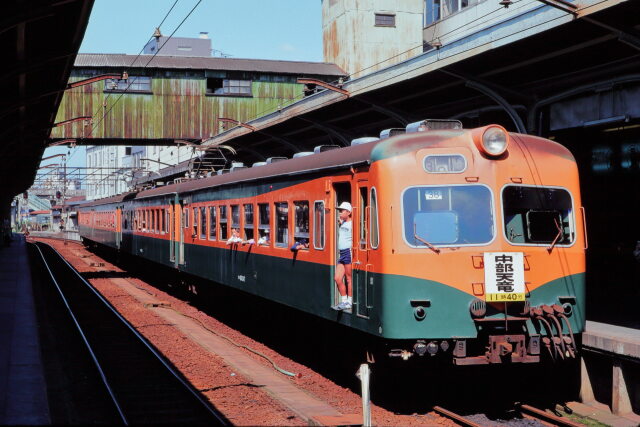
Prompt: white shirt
<box><xmin>338</xmin><ymin>219</ymin><xmax>352</xmax><ymax>250</ymax></box>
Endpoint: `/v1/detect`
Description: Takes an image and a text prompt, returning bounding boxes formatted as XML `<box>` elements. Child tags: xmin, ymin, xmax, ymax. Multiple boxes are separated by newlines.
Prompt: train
<box><xmin>78</xmin><ymin>120</ymin><xmax>586</xmax><ymax>365</ymax></box>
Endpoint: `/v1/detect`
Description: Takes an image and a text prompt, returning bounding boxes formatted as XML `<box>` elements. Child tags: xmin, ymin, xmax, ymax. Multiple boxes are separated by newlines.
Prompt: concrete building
<box><xmin>322</xmin><ymin>0</ymin><xmax>425</xmax><ymax>78</ymax></box>
<box><xmin>143</xmin><ymin>31</ymin><xmax>213</xmax><ymax>57</ymax></box>
<box><xmin>85</xmin><ymin>145</ymin><xmax>130</xmax><ymax>200</ymax></box>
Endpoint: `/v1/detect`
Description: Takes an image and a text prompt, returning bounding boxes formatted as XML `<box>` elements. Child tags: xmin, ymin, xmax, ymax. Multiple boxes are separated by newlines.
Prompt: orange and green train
<box><xmin>78</xmin><ymin>121</ymin><xmax>586</xmax><ymax>365</ymax></box>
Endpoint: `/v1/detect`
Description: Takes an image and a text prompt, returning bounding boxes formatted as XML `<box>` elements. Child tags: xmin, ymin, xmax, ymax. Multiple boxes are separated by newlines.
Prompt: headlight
<box><xmin>481</xmin><ymin>126</ymin><xmax>509</xmax><ymax>156</ymax></box>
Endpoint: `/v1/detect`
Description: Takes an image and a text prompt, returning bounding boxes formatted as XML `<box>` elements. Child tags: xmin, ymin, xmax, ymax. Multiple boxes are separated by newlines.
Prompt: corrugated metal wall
<box><xmin>52</xmin><ymin>71</ymin><xmax>305</xmax><ymax>139</ymax></box>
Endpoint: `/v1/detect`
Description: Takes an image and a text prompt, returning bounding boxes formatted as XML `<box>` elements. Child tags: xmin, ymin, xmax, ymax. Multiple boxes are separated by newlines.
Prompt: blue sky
<box><xmin>43</xmin><ymin>0</ymin><xmax>324</xmax><ymax>169</ymax></box>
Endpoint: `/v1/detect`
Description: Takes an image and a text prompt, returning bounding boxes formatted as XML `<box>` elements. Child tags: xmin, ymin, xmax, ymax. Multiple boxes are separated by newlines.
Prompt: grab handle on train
<box><xmin>580</xmin><ymin>207</ymin><xmax>588</xmax><ymax>250</ymax></box>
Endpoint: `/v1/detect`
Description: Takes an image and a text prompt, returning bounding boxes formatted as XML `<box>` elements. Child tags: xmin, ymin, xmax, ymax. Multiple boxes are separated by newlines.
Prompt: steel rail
<box><xmin>432</xmin><ymin>406</ymin><xmax>483</xmax><ymax>427</ymax></box>
<box><xmin>517</xmin><ymin>403</ymin><xmax>584</xmax><ymax>427</ymax></box>
<box><xmin>31</xmin><ymin>242</ymin><xmax>129</xmax><ymax>424</ymax></box>
<box><xmin>32</xmin><ymin>241</ymin><xmax>228</xmax><ymax>425</ymax></box>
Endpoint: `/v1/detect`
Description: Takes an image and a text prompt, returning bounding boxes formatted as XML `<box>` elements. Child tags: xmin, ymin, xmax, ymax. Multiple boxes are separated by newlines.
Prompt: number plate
<box><xmin>484</xmin><ymin>252</ymin><xmax>525</xmax><ymax>302</ymax></box>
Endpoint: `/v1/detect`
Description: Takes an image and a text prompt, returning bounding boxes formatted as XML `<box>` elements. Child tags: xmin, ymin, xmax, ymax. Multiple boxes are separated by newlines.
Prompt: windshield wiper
<box><xmin>546</xmin><ymin>218</ymin><xmax>563</xmax><ymax>253</ymax></box>
<box><xmin>413</xmin><ymin>223</ymin><xmax>441</xmax><ymax>254</ymax></box>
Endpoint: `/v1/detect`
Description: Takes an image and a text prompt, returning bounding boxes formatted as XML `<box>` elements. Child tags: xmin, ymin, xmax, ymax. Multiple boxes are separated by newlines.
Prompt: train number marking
<box><xmin>238</xmin><ymin>275</ymin><xmax>246</xmax><ymax>282</ymax></box>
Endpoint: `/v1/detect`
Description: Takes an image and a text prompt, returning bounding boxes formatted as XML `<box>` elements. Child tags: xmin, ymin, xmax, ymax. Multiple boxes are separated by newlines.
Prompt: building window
<box><xmin>375</xmin><ymin>13</ymin><xmax>396</xmax><ymax>27</ymax></box>
<box><xmin>104</xmin><ymin>76</ymin><xmax>152</xmax><ymax>93</ymax></box>
<box><xmin>294</xmin><ymin>201</ymin><xmax>309</xmax><ymax>249</ymax></box>
<box><xmin>425</xmin><ymin>0</ymin><xmax>477</xmax><ymax>26</ymax></box>
<box><xmin>206</xmin><ymin>78</ymin><xmax>252</xmax><ymax>96</ymax></box>
<box><xmin>275</xmin><ymin>202</ymin><xmax>288</xmax><ymax>247</ymax></box>
<box><xmin>243</xmin><ymin>204</ymin><xmax>254</xmax><ymax>241</ymax></box>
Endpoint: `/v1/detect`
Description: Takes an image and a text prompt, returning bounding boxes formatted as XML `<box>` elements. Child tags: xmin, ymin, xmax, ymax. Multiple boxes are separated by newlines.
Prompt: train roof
<box><xmin>78</xmin><ymin>127</ymin><xmax>574</xmax><ymax>209</ymax></box>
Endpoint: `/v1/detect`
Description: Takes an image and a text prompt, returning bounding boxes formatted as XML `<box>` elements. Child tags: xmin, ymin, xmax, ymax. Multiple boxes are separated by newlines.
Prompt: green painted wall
<box><xmin>52</xmin><ymin>70</ymin><xmax>309</xmax><ymax>139</ymax></box>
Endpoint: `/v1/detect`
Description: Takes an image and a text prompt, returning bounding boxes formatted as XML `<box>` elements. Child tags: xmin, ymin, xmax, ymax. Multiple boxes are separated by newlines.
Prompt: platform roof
<box><xmin>196</xmin><ymin>0</ymin><xmax>639</xmax><ymax>166</ymax></box>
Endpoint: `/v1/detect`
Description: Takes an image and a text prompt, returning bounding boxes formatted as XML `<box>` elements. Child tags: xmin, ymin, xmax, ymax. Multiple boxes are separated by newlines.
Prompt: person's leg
<box><xmin>334</xmin><ymin>263</ymin><xmax>346</xmax><ymax>297</ymax></box>
<box><xmin>344</xmin><ymin>263</ymin><xmax>353</xmax><ymax>299</ymax></box>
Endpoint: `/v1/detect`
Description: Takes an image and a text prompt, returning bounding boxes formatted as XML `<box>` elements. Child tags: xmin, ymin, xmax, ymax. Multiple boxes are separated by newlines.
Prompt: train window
<box><xmin>258</xmin><ymin>203</ymin><xmax>270</xmax><ymax>246</ymax></box>
<box><xmin>193</xmin><ymin>208</ymin><xmax>199</xmax><ymax>238</ymax></box>
<box><xmin>502</xmin><ymin>185</ymin><xmax>574</xmax><ymax>246</ymax></box>
<box><xmin>209</xmin><ymin>206</ymin><xmax>217</xmax><ymax>240</ymax></box>
<box><xmin>402</xmin><ymin>185</ymin><xmax>494</xmax><ymax>247</ymax></box>
<box><xmin>184</xmin><ymin>207</ymin><xmax>189</xmax><ymax>228</ymax></box>
<box><xmin>294</xmin><ymin>201</ymin><xmax>309</xmax><ymax>249</ymax></box>
<box><xmin>231</xmin><ymin>205</ymin><xmax>240</xmax><ymax>228</ymax></box>
<box><xmin>153</xmin><ymin>210</ymin><xmax>158</xmax><ymax>233</ymax></box>
<box><xmin>164</xmin><ymin>209</ymin><xmax>169</xmax><ymax>233</ymax></box>
<box><xmin>423</xmin><ymin>154</ymin><xmax>466</xmax><ymax>174</ymax></box>
<box><xmin>370</xmin><ymin>188</ymin><xmax>380</xmax><ymax>249</ymax></box>
<box><xmin>359</xmin><ymin>188</ymin><xmax>368</xmax><ymax>249</ymax></box>
<box><xmin>200</xmin><ymin>207</ymin><xmax>206</xmax><ymax>239</ymax></box>
<box><xmin>142</xmin><ymin>210</ymin><xmax>147</xmax><ymax>231</ymax></box>
<box><xmin>275</xmin><ymin>202</ymin><xmax>289</xmax><ymax>248</ymax></box>
<box><xmin>219</xmin><ymin>206</ymin><xmax>228</xmax><ymax>240</ymax></box>
<box><xmin>243</xmin><ymin>204</ymin><xmax>254</xmax><ymax>241</ymax></box>
<box><xmin>313</xmin><ymin>201</ymin><xmax>325</xmax><ymax>250</ymax></box>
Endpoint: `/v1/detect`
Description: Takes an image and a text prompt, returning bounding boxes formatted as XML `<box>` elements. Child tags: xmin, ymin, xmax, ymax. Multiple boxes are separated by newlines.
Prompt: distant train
<box><xmin>78</xmin><ymin>120</ymin><xmax>586</xmax><ymax>365</ymax></box>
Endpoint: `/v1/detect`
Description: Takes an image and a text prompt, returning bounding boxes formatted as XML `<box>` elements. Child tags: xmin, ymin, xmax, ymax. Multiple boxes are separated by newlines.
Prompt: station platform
<box><xmin>0</xmin><ymin>234</ymin><xmax>49</xmax><ymax>424</ymax></box>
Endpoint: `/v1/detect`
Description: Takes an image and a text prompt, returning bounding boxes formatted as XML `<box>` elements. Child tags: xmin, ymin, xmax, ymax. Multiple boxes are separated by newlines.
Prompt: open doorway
<box><xmin>332</xmin><ymin>181</ymin><xmax>352</xmax><ymax>310</ymax></box>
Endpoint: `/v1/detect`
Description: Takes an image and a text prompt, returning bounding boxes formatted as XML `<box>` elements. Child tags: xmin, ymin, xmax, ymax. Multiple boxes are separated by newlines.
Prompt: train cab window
<box><xmin>275</xmin><ymin>202</ymin><xmax>289</xmax><ymax>248</ymax></box>
<box><xmin>219</xmin><ymin>206</ymin><xmax>228</xmax><ymax>240</ymax></box>
<box><xmin>314</xmin><ymin>201</ymin><xmax>325</xmax><ymax>250</ymax></box>
<box><xmin>370</xmin><ymin>188</ymin><xmax>380</xmax><ymax>249</ymax></box>
<box><xmin>258</xmin><ymin>203</ymin><xmax>270</xmax><ymax>246</ymax></box>
<box><xmin>294</xmin><ymin>201</ymin><xmax>309</xmax><ymax>249</ymax></box>
<box><xmin>243</xmin><ymin>204</ymin><xmax>254</xmax><ymax>241</ymax></box>
<box><xmin>209</xmin><ymin>206</ymin><xmax>217</xmax><ymax>240</ymax></box>
<box><xmin>193</xmin><ymin>208</ymin><xmax>199</xmax><ymax>238</ymax></box>
<box><xmin>403</xmin><ymin>185</ymin><xmax>494</xmax><ymax>247</ymax></box>
<box><xmin>359</xmin><ymin>187</ymin><xmax>368</xmax><ymax>249</ymax></box>
<box><xmin>502</xmin><ymin>185</ymin><xmax>574</xmax><ymax>246</ymax></box>
<box><xmin>200</xmin><ymin>207</ymin><xmax>206</xmax><ymax>239</ymax></box>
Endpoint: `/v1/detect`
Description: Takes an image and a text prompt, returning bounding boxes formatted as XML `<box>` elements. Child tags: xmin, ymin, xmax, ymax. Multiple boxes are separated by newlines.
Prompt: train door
<box><xmin>178</xmin><ymin>200</ymin><xmax>185</xmax><ymax>267</ymax></box>
<box><xmin>170</xmin><ymin>200</ymin><xmax>176</xmax><ymax>266</ymax></box>
<box><xmin>332</xmin><ymin>182</ymin><xmax>352</xmax><ymax>310</ymax></box>
<box><xmin>115</xmin><ymin>206</ymin><xmax>122</xmax><ymax>249</ymax></box>
<box><xmin>353</xmin><ymin>180</ymin><xmax>371</xmax><ymax>318</ymax></box>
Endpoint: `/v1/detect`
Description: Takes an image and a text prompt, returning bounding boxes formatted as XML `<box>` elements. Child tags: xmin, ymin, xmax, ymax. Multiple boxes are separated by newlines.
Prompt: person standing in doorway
<box><xmin>333</xmin><ymin>202</ymin><xmax>353</xmax><ymax>311</ymax></box>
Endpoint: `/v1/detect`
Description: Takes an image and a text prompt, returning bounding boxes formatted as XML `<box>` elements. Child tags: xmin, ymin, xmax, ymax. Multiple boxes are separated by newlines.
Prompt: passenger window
<box><xmin>314</xmin><ymin>201</ymin><xmax>325</xmax><ymax>250</ymax></box>
<box><xmin>294</xmin><ymin>201</ymin><xmax>309</xmax><ymax>249</ymax></box>
<box><xmin>219</xmin><ymin>206</ymin><xmax>228</xmax><ymax>240</ymax></box>
<box><xmin>200</xmin><ymin>207</ymin><xmax>206</xmax><ymax>239</ymax></box>
<box><xmin>370</xmin><ymin>187</ymin><xmax>380</xmax><ymax>249</ymax></box>
<box><xmin>359</xmin><ymin>187</ymin><xmax>368</xmax><ymax>249</ymax></box>
<box><xmin>193</xmin><ymin>207</ymin><xmax>198</xmax><ymax>237</ymax></box>
<box><xmin>209</xmin><ymin>206</ymin><xmax>216</xmax><ymax>240</ymax></box>
<box><xmin>258</xmin><ymin>203</ymin><xmax>270</xmax><ymax>246</ymax></box>
<box><xmin>231</xmin><ymin>205</ymin><xmax>240</xmax><ymax>237</ymax></box>
<box><xmin>244</xmin><ymin>204</ymin><xmax>254</xmax><ymax>241</ymax></box>
<box><xmin>184</xmin><ymin>207</ymin><xmax>189</xmax><ymax>228</ymax></box>
<box><xmin>275</xmin><ymin>202</ymin><xmax>288</xmax><ymax>247</ymax></box>
<box><xmin>142</xmin><ymin>210</ymin><xmax>147</xmax><ymax>231</ymax></box>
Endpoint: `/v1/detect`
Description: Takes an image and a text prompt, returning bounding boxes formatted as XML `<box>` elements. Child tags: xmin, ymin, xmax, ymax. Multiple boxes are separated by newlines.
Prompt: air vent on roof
<box><xmin>217</xmin><ymin>169</ymin><xmax>230</xmax><ymax>175</ymax></box>
<box><xmin>230</xmin><ymin>165</ymin><xmax>247</xmax><ymax>172</ymax></box>
<box><xmin>351</xmin><ymin>137</ymin><xmax>379</xmax><ymax>146</ymax></box>
<box><xmin>293</xmin><ymin>151</ymin><xmax>314</xmax><ymax>158</ymax></box>
<box><xmin>314</xmin><ymin>145</ymin><xmax>340</xmax><ymax>153</ymax></box>
<box><xmin>231</xmin><ymin>162</ymin><xmax>245</xmax><ymax>168</ymax></box>
<box><xmin>406</xmin><ymin>119</ymin><xmax>463</xmax><ymax>133</ymax></box>
<box><xmin>252</xmin><ymin>161</ymin><xmax>267</xmax><ymax>167</ymax></box>
<box><xmin>379</xmin><ymin>128</ymin><xmax>406</xmax><ymax>139</ymax></box>
<box><xmin>266</xmin><ymin>157</ymin><xmax>287</xmax><ymax>164</ymax></box>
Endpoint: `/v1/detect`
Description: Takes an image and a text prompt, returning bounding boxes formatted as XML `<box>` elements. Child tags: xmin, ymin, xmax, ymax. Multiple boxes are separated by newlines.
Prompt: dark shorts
<box><xmin>338</xmin><ymin>248</ymin><xmax>351</xmax><ymax>265</ymax></box>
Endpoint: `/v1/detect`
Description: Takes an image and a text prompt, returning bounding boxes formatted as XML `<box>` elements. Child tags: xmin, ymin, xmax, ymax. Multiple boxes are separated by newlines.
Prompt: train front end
<box><xmin>371</xmin><ymin>123</ymin><xmax>586</xmax><ymax>365</ymax></box>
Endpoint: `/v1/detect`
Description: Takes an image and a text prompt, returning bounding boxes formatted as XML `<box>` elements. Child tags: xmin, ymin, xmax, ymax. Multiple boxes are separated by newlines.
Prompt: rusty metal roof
<box><xmin>75</xmin><ymin>54</ymin><xmax>347</xmax><ymax>77</ymax></box>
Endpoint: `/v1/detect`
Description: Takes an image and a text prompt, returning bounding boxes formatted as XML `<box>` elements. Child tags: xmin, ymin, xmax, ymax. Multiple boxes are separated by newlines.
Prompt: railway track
<box><xmin>433</xmin><ymin>403</ymin><xmax>584</xmax><ymax>427</ymax></box>
<box><xmin>30</xmin><ymin>241</ymin><xmax>228</xmax><ymax>425</ymax></box>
